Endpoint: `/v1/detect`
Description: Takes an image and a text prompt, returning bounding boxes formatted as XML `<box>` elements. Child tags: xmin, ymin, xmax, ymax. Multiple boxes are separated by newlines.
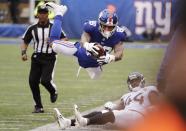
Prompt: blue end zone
<box><xmin>0</xmin><ymin>24</ymin><xmax>28</xmax><ymax>37</ymax></box>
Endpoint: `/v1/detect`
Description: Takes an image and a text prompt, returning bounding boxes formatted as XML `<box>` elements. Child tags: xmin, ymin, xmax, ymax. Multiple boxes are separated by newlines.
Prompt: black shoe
<box><xmin>50</xmin><ymin>92</ymin><xmax>58</xmax><ymax>103</ymax></box>
<box><xmin>32</xmin><ymin>106</ymin><xmax>44</xmax><ymax>113</ymax></box>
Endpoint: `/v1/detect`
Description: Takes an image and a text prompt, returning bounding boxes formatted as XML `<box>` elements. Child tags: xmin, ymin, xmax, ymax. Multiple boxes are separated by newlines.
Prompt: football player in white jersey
<box><xmin>53</xmin><ymin>72</ymin><xmax>159</xmax><ymax>129</ymax></box>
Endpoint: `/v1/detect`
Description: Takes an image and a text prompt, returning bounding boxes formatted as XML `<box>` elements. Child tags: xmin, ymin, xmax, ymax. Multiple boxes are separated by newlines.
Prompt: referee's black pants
<box><xmin>29</xmin><ymin>53</ymin><xmax>57</xmax><ymax>108</ymax></box>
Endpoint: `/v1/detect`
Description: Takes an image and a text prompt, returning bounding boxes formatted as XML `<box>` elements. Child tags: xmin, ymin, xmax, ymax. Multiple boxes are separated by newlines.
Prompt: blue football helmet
<box><xmin>127</xmin><ymin>72</ymin><xmax>145</xmax><ymax>92</ymax></box>
<box><xmin>98</xmin><ymin>9</ymin><xmax>118</xmax><ymax>39</ymax></box>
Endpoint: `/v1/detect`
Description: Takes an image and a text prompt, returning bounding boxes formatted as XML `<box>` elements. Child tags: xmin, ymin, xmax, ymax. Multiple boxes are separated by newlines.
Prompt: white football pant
<box><xmin>85</xmin><ymin>67</ymin><xmax>102</xmax><ymax>79</ymax></box>
<box><xmin>52</xmin><ymin>40</ymin><xmax>77</xmax><ymax>55</ymax></box>
<box><xmin>52</xmin><ymin>40</ymin><xmax>102</xmax><ymax>79</ymax></box>
<box><xmin>113</xmin><ymin>109</ymin><xmax>144</xmax><ymax>128</ymax></box>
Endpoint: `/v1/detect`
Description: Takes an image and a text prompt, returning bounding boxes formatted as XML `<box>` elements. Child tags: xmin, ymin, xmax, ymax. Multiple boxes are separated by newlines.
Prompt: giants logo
<box><xmin>134</xmin><ymin>0</ymin><xmax>172</xmax><ymax>35</ymax></box>
<box><xmin>108</xmin><ymin>16</ymin><xmax>113</xmax><ymax>25</ymax></box>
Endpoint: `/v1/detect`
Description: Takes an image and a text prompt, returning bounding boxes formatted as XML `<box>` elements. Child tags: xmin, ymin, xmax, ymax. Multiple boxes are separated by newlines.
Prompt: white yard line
<box><xmin>0</xmin><ymin>128</ymin><xmax>20</xmax><ymax>130</ymax></box>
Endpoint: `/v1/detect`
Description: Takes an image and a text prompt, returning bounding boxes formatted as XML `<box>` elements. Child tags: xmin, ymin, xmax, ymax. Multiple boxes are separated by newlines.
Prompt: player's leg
<box><xmin>112</xmin><ymin>110</ymin><xmax>143</xmax><ymax>128</ymax></box>
<box><xmin>52</xmin><ymin>40</ymin><xmax>77</xmax><ymax>56</ymax></box>
<box><xmin>74</xmin><ymin>104</ymin><xmax>115</xmax><ymax>126</ymax></box>
<box><xmin>68</xmin><ymin>111</ymin><xmax>103</xmax><ymax>126</ymax></box>
<box><xmin>50</xmin><ymin>13</ymin><xmax>77</xmax><ymax>55</ymax></box>
<box><xmin>46</xmin><ymin>2</ymin><xmax>77</xmax><ymax>56</ymax></box>
<box><xmin>45</xmin><ymin>2</ymin><xmax>67</xmax><ymax>42</ymax></box>
<box><xmin>83</xmin><ymin>111</ymin><xmax>102</xmax><ymax>118</ymax></box>
<box><xmin>87</xmin><ymin>111</ymin><xmax>115</xmax><ymax>125</ymax></box>
<box><xmin>53</xmin><ymin>107</ymin><xmax>87</xmax><ymax>128</ymax></box>
<box><xmin>85</xmin><ymin>66</ymin><xmax>102</xmax><ymax>79</ymax></box>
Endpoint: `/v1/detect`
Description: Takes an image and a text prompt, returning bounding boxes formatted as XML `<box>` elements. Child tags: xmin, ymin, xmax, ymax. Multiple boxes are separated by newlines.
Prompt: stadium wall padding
<box><xmin>0</xmin><ymin>24</ymin><xmax>28</xmax><ymax>37</ymax></box>
<box><xmin>0</xmin><ymin>0</ymin><xmax>175</xmax><ymax>40</ymax></box>
<box><xmin>60</xmin><ymin>0</ymin><xmax>174</xmax><ymax>40</ymax></box>
<box><xmin>61</xmin><ymin>0</ymin><xmax>134</xmax><ymax>39</ymax></box>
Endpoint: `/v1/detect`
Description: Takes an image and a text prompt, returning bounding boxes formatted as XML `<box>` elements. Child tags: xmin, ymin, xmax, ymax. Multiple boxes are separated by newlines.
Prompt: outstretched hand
<box><xmin>97</xmin><ymin>54</ymin><xmax>115</xmax><ymax>65</ymax></box>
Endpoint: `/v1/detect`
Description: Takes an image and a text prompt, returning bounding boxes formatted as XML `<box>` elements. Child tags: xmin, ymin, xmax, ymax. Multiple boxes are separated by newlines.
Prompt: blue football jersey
<box><xmin>74</xmin><ymin>21</ymin><xmax>126</xmax><ymax>68</ymax></box>
<box><xmin>74</xmin><ymin>42</ymin><xmax>100</xmax><ymax>68</ymax></box>
<box><xmin>83</xmin><ymin>20</ymin><xmax>126</xmax><ymax>53</ymax></box>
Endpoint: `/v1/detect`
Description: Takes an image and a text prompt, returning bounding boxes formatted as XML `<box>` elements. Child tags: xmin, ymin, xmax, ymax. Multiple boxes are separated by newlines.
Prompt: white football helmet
<box><xmin>127</xmin><ymin>72</ymin><xmax>145</xmax><ymax>92</ymax></box>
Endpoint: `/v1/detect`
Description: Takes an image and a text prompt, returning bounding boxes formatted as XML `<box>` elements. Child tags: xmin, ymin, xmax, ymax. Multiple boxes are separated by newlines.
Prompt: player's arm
<box><xmin>97</xmin><ymin>41</ymin><xmax>124</xmax><ymax>64</ymax></box>
<box><xmin>104</xmin><ymin>99</ymin><xmax>124</xmax><ymax>110</ymax></box>
<box><xmin>113</xmin><ymin>99</ymin><xmax>125</xmax><ymax>110</ymax></box>
<box><xmin>81</xmin><ymin>31</ymin><xmax>98</xmax><ymax>53</ymax></box>
<box><xmin>113</xmin><ymin>41</ymin><xmax>124</xmax><ymax>61</ymax></box>
<box><xmin>80</xmin><ymin>21</ymin><xmax>99</xmax><ymax>53</ymax></box>
<box><xmin>81</xmin><ymin>31</ymin><xmax>91</xmax><ymax>44</ymax></box>
<box><xmin>148</xmin><ymin>90</ymin><xmax>159</xmax><ymax>105</ymax></box>
<box><xmin>81</xmin><ymin>20</ymin><xmax>94</xmax><ymax>44</ymax></box>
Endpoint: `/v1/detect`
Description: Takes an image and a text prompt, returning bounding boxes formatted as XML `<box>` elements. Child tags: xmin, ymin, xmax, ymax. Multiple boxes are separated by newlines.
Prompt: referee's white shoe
<box><xmin>74</xmin><ymin>104</ymin><xmax>88</xmax><ymax>126</ymax></box>
<box><xmin>53</xmin><ymin>108</ymin><xmax>71</xmax><ymax>129</ymax></box>
<box><xmin>45</xmin><ymin>2</ymin><xmax>67</xmax><ymax>16</ymax></box>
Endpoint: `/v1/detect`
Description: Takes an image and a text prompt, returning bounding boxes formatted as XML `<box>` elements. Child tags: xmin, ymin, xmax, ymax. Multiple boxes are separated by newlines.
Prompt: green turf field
<box><xmin>0</xmin><ymin>44</ymin><xmax>165</xmax><ymax>131</ymax></box>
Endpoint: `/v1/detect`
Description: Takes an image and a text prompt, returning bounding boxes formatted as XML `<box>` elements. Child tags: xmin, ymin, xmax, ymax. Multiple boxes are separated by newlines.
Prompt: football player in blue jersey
<box><xmin>81</xmin><ymin>9</ymin><xmax>126</xmax><ymax>63</ymax></box>
<box><xmin>45</xmin><ymin>2</ymin><xmax>127</xmax><ymax>79</ymax></box>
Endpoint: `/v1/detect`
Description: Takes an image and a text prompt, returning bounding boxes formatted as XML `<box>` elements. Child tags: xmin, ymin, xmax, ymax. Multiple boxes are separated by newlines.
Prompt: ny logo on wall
<box><xmin>134</xmin><ymin>0</ymin><xmax>172</xmax><ymax>35</ymax></box>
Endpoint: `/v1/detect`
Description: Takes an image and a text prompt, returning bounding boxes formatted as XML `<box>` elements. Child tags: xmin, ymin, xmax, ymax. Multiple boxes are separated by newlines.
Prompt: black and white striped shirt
<box><xmin>22</xmin><ymin>21</ymin><xmax>66</xmax><ymax>54</ymax></box>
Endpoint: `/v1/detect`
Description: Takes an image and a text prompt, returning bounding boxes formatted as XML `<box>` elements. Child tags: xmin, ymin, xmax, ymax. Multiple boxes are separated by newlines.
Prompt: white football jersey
<box><xmin>121</xmin><ymin>86</ymin><xmax>158</xmax><ymax>114</ymax></box>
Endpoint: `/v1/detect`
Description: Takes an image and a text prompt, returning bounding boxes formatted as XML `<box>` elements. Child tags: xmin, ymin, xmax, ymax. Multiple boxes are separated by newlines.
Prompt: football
<box><xmin>90</xmin><ymin>44</ymin><xmax>105</xmax><ymax>58</ymax></box>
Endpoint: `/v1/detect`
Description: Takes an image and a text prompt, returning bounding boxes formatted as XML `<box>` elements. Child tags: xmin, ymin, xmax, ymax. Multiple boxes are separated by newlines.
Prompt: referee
<box><xmin>21</xmin><ymin>5</ymin><xmax>67</xmax><ymax>113</ymax></box>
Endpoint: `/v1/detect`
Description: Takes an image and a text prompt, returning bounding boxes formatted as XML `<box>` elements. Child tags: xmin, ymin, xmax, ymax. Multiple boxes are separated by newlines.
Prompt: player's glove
<box><xmin>84</xmin><ymin>42</ymin><xmax>99</xmax><ymax>56</ymax></box>
<box><xmin>21</xmin><ymin>50</ymin><xmax>28</xmax><ymax>61</ymax></box>
<box><xmin>45</xmin><ymin>2</ymin><xmax>68</xmax><ymax>16</ymax></box>
<box><xmin>97</xmin><ymin>54</ymin><xmax>115</xmax><ymax>65</ymax></box>
<box><xmin>104</xmin><ymin>101</ymin><xmax>116</xmax><ymax>110</ymax></box>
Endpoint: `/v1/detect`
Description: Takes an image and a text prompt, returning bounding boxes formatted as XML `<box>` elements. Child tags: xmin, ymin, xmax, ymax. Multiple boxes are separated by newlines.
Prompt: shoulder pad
<box><xmin>116</xmin><ymin>26</ymin><xmax>125</xmax><ymax>33</ymax></box>
<box><xmin>86</xmin><ymin>20</ymin><xmax>97</xmax><ymax>27</ymax></box>
<box><xmin>116</xmin><ymin>26</ymin><xmax>132</xmax><ymax>37</ymax></box>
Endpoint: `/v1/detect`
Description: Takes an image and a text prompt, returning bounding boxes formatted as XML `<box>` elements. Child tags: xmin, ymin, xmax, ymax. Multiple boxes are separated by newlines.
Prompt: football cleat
<box><xmin>74</xmin><ymin>104</ymin><xmax>88</xmax><ymax>126</ymax></box>
<box><xmin>45</xmin><ymin>2</ymin><xmax>67</xmax><ymax>16</ymax></box>
<box><xmin>53</xmin><ymin>108</ymin><xmax>71</xmax><ymax>129</ymax></box>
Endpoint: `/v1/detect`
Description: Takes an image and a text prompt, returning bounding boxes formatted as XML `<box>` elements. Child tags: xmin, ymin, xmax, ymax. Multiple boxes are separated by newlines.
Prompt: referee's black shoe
<box><xmin>32</xmin><ymin>106</ymin><xmax>44</xmax><ymax>113</ymax></box>
<box><xmin>50</xmin><ymin>92</ymin><xmax>58</xmax><ymax>103</ymax></box>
